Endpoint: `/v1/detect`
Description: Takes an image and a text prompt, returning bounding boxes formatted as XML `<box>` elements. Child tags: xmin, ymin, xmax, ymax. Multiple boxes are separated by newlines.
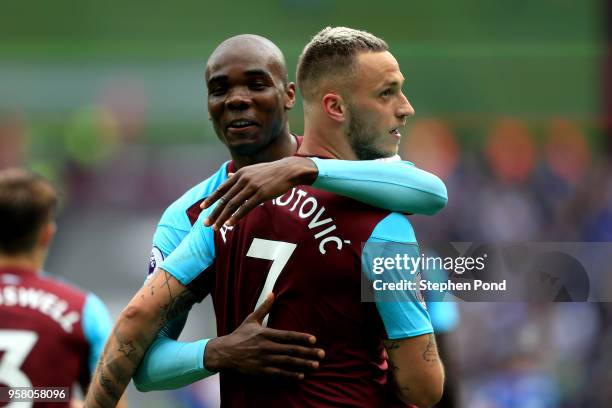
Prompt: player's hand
<box><xmin>201</xmin><ymin>156</ymin><xmax>318</xmax><ymax>230</ymax></box>
<box><xmin>204</xmin><ymin>293</ymin><xmax>325</xmax><ymax>380</ymax></box>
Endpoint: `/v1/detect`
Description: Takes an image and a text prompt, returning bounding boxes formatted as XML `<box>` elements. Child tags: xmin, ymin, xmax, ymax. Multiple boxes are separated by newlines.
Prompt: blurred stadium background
<box><xmin>1</xmin><ymin>0</ymin><xmax>610</xmax><ymax>406</ymax></box>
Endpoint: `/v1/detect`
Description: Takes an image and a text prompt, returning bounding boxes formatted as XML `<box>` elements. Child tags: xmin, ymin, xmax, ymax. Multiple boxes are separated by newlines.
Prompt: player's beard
<box><xmin>346</xmin><ymin>105</ymin><xmax>395</xmax><ymax>160</ymax></box>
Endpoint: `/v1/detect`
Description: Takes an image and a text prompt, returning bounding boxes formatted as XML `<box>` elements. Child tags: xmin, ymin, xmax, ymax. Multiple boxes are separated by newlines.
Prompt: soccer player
<box><xmin>0</xmin><ymin>169</ymin><xmax>126</xmax><ymax>408</ymax></box>
<box><xmin>85</xmin><ymin>33</ymin><xmax>446</xmax><ymax>407</ymax></box>
<box><xmin>147</xmin><ymin>27</ymin><xmax>444</xmax><ymax>407</ymax></box>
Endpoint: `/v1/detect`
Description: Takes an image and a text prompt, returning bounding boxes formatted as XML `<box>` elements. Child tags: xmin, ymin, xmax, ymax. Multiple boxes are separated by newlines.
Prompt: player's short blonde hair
<box><xmin>296</xmin><ymin>27</ymin><xmax>388</xmax><ymax>101</ymax></box>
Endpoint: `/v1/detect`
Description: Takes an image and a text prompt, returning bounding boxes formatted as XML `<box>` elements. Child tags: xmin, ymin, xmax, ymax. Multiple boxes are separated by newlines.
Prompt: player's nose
<box><xmin>225</xmin><ymin>88</ymin><xmax>252</xmax><ymax>111</ymax></box>
<box><xmin>396</xmin><ymin>92</ymin><xmax>415</xmax><ymax>119</ymax></box>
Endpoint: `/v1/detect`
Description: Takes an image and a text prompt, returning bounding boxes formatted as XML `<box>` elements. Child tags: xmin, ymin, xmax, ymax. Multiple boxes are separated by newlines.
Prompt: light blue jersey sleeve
<box><xmin>363</xmin><ymin>213</ymin><xmax>434</xmax><ymax>339</ymax></box>
<box><xmin>134</xmin><ymin>208</ymin><xmax>218</xmax><ymax>391</ymax></box>
<box><xmin>160</xmin><ymin>207</ymin><xmax>216</xmax><ymax>286</ymax></box>
<box><xmin>134</xmin><ymin>164</ymin><xmax>229</xmax><ymax>390</ymax></box>
<box><xmin>311</xmin><ymin>158</ymin><xmax>448</xmax><ymax>216</ymax></box>
<box><xmin>134</xmin><ymin>337</ymin><xmax>213</xmax><ymax>391</ymax></box>
<box><xmin>82</xmin><ymin>293</ymin><xmax>113</xmax><ymax>374</ymax></box>
<box><xmin>134</xmin><ymin>316</ymin><xmax>216</xmax><ymax>391</ymax></box>
<box><xmin>149</xmin><ymin>161</ymin><xmax>230</xmax><ymax>274</ymax></box>
<box><xmin>134</xmin><ymin>211</ymin><xmax>218</xmax><ymax>390</ymax></box>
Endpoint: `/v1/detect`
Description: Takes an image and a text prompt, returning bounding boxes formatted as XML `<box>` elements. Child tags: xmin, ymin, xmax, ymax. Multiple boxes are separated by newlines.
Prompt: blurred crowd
<box><xmin>402</xmin><ymin>118</ymin><xmax>612</xmax><ymax>407</ymax></box>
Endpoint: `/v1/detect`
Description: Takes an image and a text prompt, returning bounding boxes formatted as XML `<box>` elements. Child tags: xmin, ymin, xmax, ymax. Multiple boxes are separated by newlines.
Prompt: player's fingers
<box><xmin>266</xmin><ymin>343</ymin><xmax>326</xmax><ymax>361</ymax></box>
<box><xmin>201</xmin><ymin>182</ymin><xmax>229</xmax><ymax>211</ymax></box>
<box><xmin>212</xmin><ymin>186</ymin><xmax>255</xmax><ymax>230</ymax></box>
<box><xmin>250</xmin><ymin>293</ymin><xmax>274</xmax><ymax>323</ymax></box>
<box><xmin>203</xmin><ymin>200</ymin><xmax>224</xmax><ymax>228</ymax></box>
<box><xmin>263</xmin><ymin>327</ymin><xmax>318</xmax><ymax>346</ymax></box>
<box><xmin>201</xmin><ymin>175</ymin><xmax>237</xmax><ymax>211</ymax></box>
<box><xmin>260</xmin><ymin>367</ymin><xmax>305</xmax><ymax>381</ymax></box>
<box><xmin>224</xmin><ymin>194</ymin><xmax>262</xmax><ymax>227</ymax></box>
<box><xmin>205</xmin><ymin>180</ymin><xmax>247</xmax><ymax>228</ymax></box>
<box><xmin>266</xmin><ymin>355</ymin><xmax>320</xmax><ymax>370</ymax></box>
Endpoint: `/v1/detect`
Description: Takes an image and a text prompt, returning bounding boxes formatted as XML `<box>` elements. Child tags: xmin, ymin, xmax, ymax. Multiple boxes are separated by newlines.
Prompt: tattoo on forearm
<box><xmin>99</xmin><ymin>368</ymin><xmax>120</xmax><ymax>401</ymax></box>
<box><xmin>85</xmin><ymin>269</ymin><xmax>198</xmax><ymax>407</ymax></box>
<box><xmin>161</xmin><ymin>270</ymin><xmax>173</xmax><ymax>289</ymax></box>
<box><xmin>422</xmin><ymin>334</ymin><xmax>439</xmax><ymax>362</ymax></box>
<box><xmin>86</xmin><ymin>328</ymin><xmax>149</xmax><ymax>406</ymax></box>
<box><xmin>163</xmin><ymin>290</ymin><xmax>197</xmax><ymax>323</ymax></box>
<box><xmin>146</xmin><ymin>274</ymin><xmax>155</xmax><ymax>295</ymax></box>
<box><xmin>146</xmin><ymin>270</ymin><xmax>197</xmax><ymax>327</ymax></box>
<box><xmin>155</xmin><ymin>271</ymin><xmax>197</xmax><ymax>326</ymax></box>
<box><xmin>105</xmin><ymin>355</ymin><xmax>131</xmax><ymax>386</ymax></box>
<box><xmin>89</xmin><ymin>340</ymin><xmax>141</xmax><ymax>407</ymax></box>
<box><xmin>114</xmin><ymin>327</ymin><xmax>149</xmax><ymax>367</ymax></box>
<box><xmin>93</xmin><ymin>389</ymin><xmax>111</xmax><ymax>408</ymax></box>
<box><xmin>383</xmin><ymin>340</ymin><xmax>401</xmax><ymax>372</ymax></box>
<box><xmin>117</xmin><ymin>340</ymin><xmax>136</xmax><ymax>358</ymax></box>
<box><xmin>383</xmin><ymin>339</ymin><xmax>415</xmax><ymax>401</ymax></box>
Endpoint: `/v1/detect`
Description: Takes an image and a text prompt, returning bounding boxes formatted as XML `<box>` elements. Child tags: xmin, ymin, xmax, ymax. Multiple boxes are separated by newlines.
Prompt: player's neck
<box><xmin>231</xmin><ymin>130</ymin><xmax>297</xmax><ymax>169</ymax></box>
<box><xmin>0</xmin><ymin>252</ymin><xmax>43</xmax><ymax>272</ymax></box>
<box><xmin>300</xmin><ymin>125</ymin><xmax>357</xmax><ymax>160</ymax></box>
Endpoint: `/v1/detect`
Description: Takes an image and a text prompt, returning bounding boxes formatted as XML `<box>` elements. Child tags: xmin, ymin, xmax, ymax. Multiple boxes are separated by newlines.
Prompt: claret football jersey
<box><xmin>164</xmin><ymin>182</ymin><xmax>433</xmax><ymax>407</ymax></box>
<box><xmin>0</xmin><ymin>266</ymin><xmax>111</xmax><ymax>407</ymax></box>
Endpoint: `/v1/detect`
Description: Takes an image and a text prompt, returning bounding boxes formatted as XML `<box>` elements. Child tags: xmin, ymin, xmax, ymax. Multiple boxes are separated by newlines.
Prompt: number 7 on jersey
<box><xmin>246</xmin><ymin>238</ymin><xmax>297</xmax><ymax>326</ymax></box>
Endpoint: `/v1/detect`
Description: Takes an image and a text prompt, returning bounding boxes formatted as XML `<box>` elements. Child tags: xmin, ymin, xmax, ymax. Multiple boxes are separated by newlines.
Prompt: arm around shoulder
<box><xmin>311</xmin><ymin>158</ymin><xmax>448</xmax><ymax>215</ymax></box>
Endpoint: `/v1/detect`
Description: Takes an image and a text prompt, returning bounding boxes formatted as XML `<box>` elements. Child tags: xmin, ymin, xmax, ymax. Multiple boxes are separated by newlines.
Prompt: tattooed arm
<box><xmin>364</xmin><ymin>214</ymin><xmax>444</xmax><ymax>406</ymax></box>
<box><xmin>84</xmin><ymin>268</ymin><xmax>197</xmax><ymax>408</ymax></box>
<box><xmin>384</xmin><ymin>333</ymin><xmax>444</xmax><ymax>407</ymax></box>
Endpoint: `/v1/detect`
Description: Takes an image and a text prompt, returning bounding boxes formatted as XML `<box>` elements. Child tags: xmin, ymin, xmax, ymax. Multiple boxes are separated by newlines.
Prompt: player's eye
<box><xmin>209</xmin><ymin>84</ymin><xmax>227</xmax><ymax>96</ymax></box>
<box><xmin>249</xmin><ymin>81</ymin><xmax>267</xmax><ymax>91</ymax></box>
<box><xmin>380</xmin><ymin>88</ymin><xmax>393</xmax><ymax>98</ymax></box>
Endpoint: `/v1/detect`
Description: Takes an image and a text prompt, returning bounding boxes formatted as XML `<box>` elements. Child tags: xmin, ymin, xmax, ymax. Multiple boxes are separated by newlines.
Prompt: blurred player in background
<box><xmin>86</xmin><ymin>33</ymin><xmax>447</xmax><ymax>407</ymax></box>
<box><xmin>0</xmin><ymin>168</ymin><xmax>126</xmax><ymax>408</ymax></box>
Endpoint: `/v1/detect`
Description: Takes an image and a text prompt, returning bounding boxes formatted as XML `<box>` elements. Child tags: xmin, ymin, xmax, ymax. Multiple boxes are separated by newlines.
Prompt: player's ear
<box><xmin>322</xmin><ymin>93</ymin><xmax>346</xmax><ymax>123</ymax></box>
<box><xmin>284</xmin><ymin>82</ymin><xmax>296</xmax><ymax>110</ymax></box>
<box><xmin>39</xmin><ymin>221</ymin><xmax>56</xmax><ymax>249</ymax></box>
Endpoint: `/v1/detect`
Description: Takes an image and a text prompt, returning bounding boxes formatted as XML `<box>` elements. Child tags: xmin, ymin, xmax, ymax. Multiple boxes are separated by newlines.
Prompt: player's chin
<box><xmin>380</xmin><ymin>141</ymin><xmax>399</xmax><ymax>157</ymax></box>
<box><xmin>374</xmin><ymin>132</ymin><xmax>399</xmax><ymax>151</ymax></box>
<box><xmin>227</xmin><ymin>138</ymin><xmax>265</xmax><ymax>156</ymax></box>
<box><xmin>225</xmin><ymin>127</ymin><xmax>260</xmax><ymax>142</ymax></box>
